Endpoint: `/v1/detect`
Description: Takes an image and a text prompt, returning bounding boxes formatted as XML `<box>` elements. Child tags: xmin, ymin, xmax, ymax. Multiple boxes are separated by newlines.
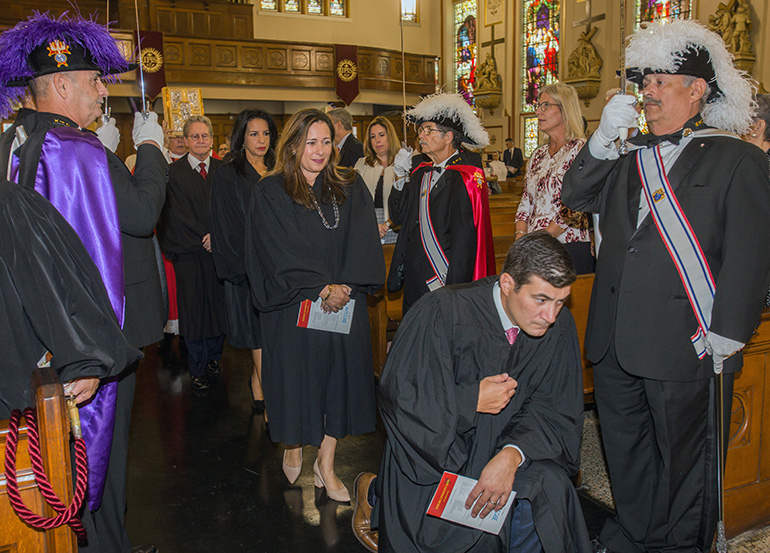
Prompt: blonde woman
<box><xmin>354</xmin><ymin>116</ymin><xmax>400</xmax><ymax>244</ymax></box>
<box><xmin>515</xmin><ymin>82</ymin><xmax>593</xmax><ymax>273</ymax></box>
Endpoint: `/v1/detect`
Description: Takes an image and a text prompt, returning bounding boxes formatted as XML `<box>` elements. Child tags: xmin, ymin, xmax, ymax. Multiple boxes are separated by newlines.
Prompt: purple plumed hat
<box><xmin>0</xmin><ymin>12</ymin><xmax>133</xmax><ymax>116</ymax></box>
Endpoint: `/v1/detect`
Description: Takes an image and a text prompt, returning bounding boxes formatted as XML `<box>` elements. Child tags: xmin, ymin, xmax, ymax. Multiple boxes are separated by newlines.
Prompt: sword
<box><xmin>714</xmin><ymin>360</ymin><xmax>728</xmax><ymax>553</ymax></box>
<box><xmin>134</xmin><ymin>0</ymin><xmax>149</xmax><ymax>120</ymax></box>
<box><xmin>400</xmin><ymin>8</ymin><xmax>411</xmax><ymax>184</ymax></box>
<box><xmin>102</xmin><ymin>0</ymin><xmax>111</xmax><ymax>124</ymax></box>
<box><xmin>617</xmin><ymin>0</ymin><xmax>629</xmax><ymax>155</ymax></box>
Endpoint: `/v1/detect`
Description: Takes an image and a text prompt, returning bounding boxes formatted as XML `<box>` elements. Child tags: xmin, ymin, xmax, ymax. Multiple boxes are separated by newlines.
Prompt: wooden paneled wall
<box><xmin>119</xmin><ymin>0</ymin><xmax>254</xmax><ymax>40</ymax></box>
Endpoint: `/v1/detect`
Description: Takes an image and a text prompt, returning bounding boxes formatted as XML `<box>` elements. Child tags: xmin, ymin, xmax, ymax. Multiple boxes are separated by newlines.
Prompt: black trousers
<box><xmin>594</xmin><ymin>343</ymin><xmax>733</xmax><ymax>553</ymax></box>
<box><xmin>79</xmin><ymin>361</ymin><xmax>138</xmax><ymax>553</ymax></box>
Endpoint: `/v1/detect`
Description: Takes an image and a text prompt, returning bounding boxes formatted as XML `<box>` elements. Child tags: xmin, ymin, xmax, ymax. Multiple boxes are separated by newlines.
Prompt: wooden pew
<box><xmin>722</xmin><ymin>309</ymin><xmax>770</xmax><ymax>538</ymax></box>
<box><xmin>0</xmin><ymin>368</ymin><xmax>77</xmax><ymax>552</ymax></box>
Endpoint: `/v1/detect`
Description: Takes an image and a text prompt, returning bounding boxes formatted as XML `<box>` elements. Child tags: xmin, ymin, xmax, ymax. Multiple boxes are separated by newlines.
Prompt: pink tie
<box><xmin>506</xmin><ymin>327</ymin><xmax>519</xmax><ymax>345</ymax></box>
<box><xmin>198</xmin><ymin>162</ymin><xmax>207</xmax><ymax>179</ymax></box>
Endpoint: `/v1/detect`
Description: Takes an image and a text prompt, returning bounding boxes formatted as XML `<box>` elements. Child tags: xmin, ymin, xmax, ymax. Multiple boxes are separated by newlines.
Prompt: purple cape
<box><xmin>11</xmin><ymin>126</ymin><xmax>124</xmax><ymax>511</ymax></box>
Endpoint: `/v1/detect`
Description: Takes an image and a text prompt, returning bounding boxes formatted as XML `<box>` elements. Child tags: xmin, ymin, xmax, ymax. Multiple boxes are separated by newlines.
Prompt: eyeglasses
<box><xmin>533</xmin><ymin>101</ymin><xmax>560</xmax><ymax>112</ymax></box>
<box><xmin>414</xmin><ymin>124</ymin><xmax>444</xmax><ymax>136</ymax></box>
<box><xmin>186</xmin><ymin>133</ymin><xmax>211</xmax><ymax>141</ymax></box>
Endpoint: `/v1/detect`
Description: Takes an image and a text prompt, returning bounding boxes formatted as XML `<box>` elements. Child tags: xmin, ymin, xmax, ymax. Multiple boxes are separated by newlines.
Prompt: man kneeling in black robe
<box><xmin>353</xmin><ymin>231</ymin><xmax>591</xmax><ymax>553</ymax></box>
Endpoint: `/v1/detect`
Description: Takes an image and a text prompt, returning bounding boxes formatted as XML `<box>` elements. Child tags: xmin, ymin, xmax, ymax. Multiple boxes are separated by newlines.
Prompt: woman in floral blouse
<box><xmin>515</xmin><ymin>82</ymin><xmax>594</xmax><ymax>273</ymax></box>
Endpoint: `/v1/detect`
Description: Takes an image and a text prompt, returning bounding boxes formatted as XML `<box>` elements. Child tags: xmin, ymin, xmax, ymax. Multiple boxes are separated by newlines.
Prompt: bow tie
<box><xmin>633</xmin><ymin>129</ymin><xmax>684</xmax><ymax>148</ymax></box>
<box><xmin>424</xmin><ymin>165</ymin><xmax>444</xmax><ymax>173</ymax></box>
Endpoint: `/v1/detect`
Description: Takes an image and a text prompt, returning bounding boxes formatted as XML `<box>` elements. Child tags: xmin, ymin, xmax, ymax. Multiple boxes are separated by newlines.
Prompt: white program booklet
<box><xmin>426</xmin><ymin>471</ymin><xmax>516</xmax><ymax>535</ymax></box>
<box><xmin>296</xmin><ymin>298</ymin><xmax>355</xmax><ymax>334</ymax></box>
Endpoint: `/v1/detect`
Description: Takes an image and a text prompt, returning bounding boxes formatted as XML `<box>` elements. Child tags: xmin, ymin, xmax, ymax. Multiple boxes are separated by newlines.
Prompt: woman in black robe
<box><xmin>210</xmin><ymin>109</ymin><xmax>278</xmax><ymax>412</ymax></box>
<box><xmin>245</xmin><ymin>108</ymin><xmax>385</xmax><ymax>502</ymax></box>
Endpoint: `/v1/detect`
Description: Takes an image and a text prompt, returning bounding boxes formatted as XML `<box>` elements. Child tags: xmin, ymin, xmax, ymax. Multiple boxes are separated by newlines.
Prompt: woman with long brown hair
<box><xmin>354</xmin><ymin>116</ymin><xmax>400</xmax><ymax>244</ymax></box>
<box><xmin>245</xmin><ymin>108</ymin><xmax>385</xmax><ymax>501</ymax></box>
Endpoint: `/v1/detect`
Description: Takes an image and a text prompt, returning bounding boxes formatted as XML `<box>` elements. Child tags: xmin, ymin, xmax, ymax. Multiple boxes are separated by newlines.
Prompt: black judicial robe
<box><xmin>245</xmin><ymin>173</ymin><xmax>385</xmax><ymax>446</ymax></box>
<box><xmin>0</xmin><ymin>180</ymin><xmax>141</xmax><ymax>418</ymax></box>
<box><xmin>209</xmin><ymin>162</ymin><xmax>261</xmax><ymax>349</ymax></box>
<box><xmin>375</xmin><ymin>277</ymin><xmax>591</xmax><ymax>553</ymax></box>
<box><xmin>158</xmin><ymin>155</ymin><xmax>226</xmax><ymax>340</ymax></box>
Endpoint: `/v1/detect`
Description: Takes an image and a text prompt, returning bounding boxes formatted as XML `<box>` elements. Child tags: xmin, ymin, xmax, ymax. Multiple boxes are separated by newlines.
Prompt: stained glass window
<box><xmin>260</xmin><ymin>0</ymin><xmax>277</xmax><ymax>9</ymax></box>
<box><xmin>454</xmin><ymin>0</ymin><xmax>477</xmax><ymax>107</ymax></box>
<box><xmin>522</xmin><ymin>0</ymin><xmax>560</xmax><ymax>111</ymax></box>
<box><xmin>524</xmin><ymin>117</ymin><xmax>540</xmax><ymax>158</ymax></box>
<box><xmin>330</xmin><ymin>0</ymin><xmax>346</xmax><ymax>16</ymax></box>
<box><xmin>636</xmin><ymin>0</ymin><xmax>691</xmax><ymax>26</ymax></box>
<box><xmin>284</xmin><ymin>0</ymin><xmax>300</xmax><ymax>12</ymax></box>
<box><xmin>308</xmin><ymin>0</ymin><xmax>323</xmax><ymax>15</ymax></box>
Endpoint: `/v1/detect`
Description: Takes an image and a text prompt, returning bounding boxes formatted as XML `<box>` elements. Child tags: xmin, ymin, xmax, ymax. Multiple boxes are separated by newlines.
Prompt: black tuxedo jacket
<box><xmin>503</xmin><ymin>147</ymin><xmax>523</xmax><ymax>178</ymax></box>
<box><xmin>562</xmin><ymin>134</ymin><xmax>770</xmax><ymax>380</ymax></box>
<box><xmin>106</xmin><ymin>144</ymin><xmax>168</xmax><ymax>348</ymax></box>
<box><xmin>338</xmin><ymin>134</ymin><xmax>364</xmax><ymax>168</ymax></box>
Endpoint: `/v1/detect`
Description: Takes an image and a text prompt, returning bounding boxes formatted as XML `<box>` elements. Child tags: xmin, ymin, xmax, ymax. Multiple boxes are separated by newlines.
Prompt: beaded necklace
<box><xmin>308</xmin><ymin>186</ymin><xmax>340</xmax><ymax>230</ymax></box>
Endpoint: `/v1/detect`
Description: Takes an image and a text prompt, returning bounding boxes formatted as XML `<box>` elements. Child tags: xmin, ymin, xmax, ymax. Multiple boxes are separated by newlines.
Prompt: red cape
<box><xmin>413</xmin><ymin>162</ymin><xmax>496</xmax><ymax>280</ymax></box>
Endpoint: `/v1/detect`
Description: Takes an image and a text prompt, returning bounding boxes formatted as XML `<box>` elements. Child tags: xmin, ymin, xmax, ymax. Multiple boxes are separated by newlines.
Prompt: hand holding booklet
<box><xmin>296</xmin><ymin>297</ymin><xmax>355</xmax><ymax>334</ymax></box>
<box><xmin>426</xmin><ymin>471</ymin><xmax>516</xmax><ymax>535</ymax></box>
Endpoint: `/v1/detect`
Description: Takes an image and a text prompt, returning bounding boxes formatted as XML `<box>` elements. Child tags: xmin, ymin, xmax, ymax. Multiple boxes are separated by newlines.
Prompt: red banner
<box><xmin>134</xmin><ymin>31</ymin><xmax>166</xmax><ymax>102</ymax></box>
<box><xmin>334</xmin><ymin>44</ymin><xmax>359</xmax><ymax>106</ymax></box>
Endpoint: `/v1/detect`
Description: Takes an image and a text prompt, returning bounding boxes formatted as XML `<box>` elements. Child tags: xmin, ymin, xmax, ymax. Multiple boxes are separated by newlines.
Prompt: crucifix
<box><xmin>572</xmin><ymin>0</ymin><xmax>606</xmax><ymax>32</ymax></box>
<box><xmin>481</xmin><ymin>24</ymin><xmax>505</xmax><ymax>57</ymax></box>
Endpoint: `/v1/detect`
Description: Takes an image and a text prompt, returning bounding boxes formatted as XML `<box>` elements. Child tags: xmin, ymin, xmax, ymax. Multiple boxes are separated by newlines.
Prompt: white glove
<box><xmin>589</xmin><ymin>94</ymin><xmax>638</xmax><ymax>160</ymax></box>
<box><xmin>393</xmin><ymin>147</ymin><xmax>414</xmax><ymax>178</ymax></box>
<box><xmin>705</xmin><ymin>331</ymin><xmax>745</xmax><ymax>374</ymax></box>
<box><xmin>132</xmin><ymin>111</ymin><xmax>164</xmax><ymax>150</ymax></box>
<box><xmin>95</xmin><ymin>117</ymin><xmax>120</xmax><ymax>153</ymax></box>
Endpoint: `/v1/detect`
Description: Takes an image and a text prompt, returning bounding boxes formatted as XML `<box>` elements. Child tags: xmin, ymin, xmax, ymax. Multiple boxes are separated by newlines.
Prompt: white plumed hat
<box><xmin>406</xmin><ymin>92</ymin><xmax>489</xmax><ymax>148</ymax></box>
<box><xmin>625</xmin><ymin>19</ymin><xmax>755</xmax><ymax>135</ymax></box>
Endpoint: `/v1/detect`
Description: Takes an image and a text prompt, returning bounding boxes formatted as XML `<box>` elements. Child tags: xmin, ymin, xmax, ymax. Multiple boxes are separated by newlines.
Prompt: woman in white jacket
<box><xmin>354</xmin><ymin>116</ymin><xmax>400</xmax><ymax>244</ymax></box>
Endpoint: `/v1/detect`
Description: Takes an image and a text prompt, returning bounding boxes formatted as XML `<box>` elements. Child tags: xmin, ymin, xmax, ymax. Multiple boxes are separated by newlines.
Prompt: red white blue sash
<box><xmin>635</xmin><ymin>130</ymin><xmax>737</xmax><ymax>358</ymax></box>
<box><xmin>418</xmin><ymin>168</ymin><xmax>449</xmax><ymax>291</ymax></box>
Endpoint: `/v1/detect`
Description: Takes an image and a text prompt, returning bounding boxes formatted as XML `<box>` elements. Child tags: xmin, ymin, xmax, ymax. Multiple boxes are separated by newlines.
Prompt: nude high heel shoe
<box><xmin>313</xmin><ymin>458</ymin><xmax>350</xmax><ymax>503</ymax></box>
<box><xmin>282</xmin><ymin>449</ymin><xmax>302</xmax><ymax>484</ymax></box>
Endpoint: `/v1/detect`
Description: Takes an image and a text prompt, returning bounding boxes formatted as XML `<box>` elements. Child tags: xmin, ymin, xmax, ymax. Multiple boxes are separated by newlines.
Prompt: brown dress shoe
<box><xmin>352</xmin><ymin>472</ymin><xmax>378</xmax><ymax>552</ymax></box>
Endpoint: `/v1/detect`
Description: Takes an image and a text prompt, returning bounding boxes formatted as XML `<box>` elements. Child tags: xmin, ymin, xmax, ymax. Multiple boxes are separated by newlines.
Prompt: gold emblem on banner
<box><xmin>336</xmin><ymin>59</ymin><xmax>358</xmax><ymax>82</ymax></box>
<box><xmin>140</xmin><ymin>48</ymin><xmax>164</xmax><ymax>73</ymax></box>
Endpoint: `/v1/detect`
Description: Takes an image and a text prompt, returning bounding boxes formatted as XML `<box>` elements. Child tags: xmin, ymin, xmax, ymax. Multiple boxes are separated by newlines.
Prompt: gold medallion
<box><xmin>140</xmin><ymin>47</ymin><xmax>164</xmax><ymax>73</ymax></box>
<box><xmin>336</xmin><ymin>59</ymin><xmax>358</xmax><ymax>82</ymax></box>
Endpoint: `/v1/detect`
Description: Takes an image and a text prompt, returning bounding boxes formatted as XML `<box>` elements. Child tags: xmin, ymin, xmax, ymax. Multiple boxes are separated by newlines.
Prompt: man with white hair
<box><xmin>563</xmin><ymin>20</ymin><xmax>770</xmax><ymax>552</ymax></box>
<box><xmin>0</xmin><ymin>12</ymin><xmax>167</xmax><ymax>553</ymax></box>
<box><xmin>387</xmin><ymin>92</ymin><xmax>496</xmax><ymax>314</ymax></box>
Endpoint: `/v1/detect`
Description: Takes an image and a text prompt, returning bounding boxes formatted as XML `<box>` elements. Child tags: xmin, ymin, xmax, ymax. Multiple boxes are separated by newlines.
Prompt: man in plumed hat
<box><xmin>387</xmin><ymin>92</ymin><xmax>496</xmax><ymax>314</ymax></box>
<box><xmin>563</xmin><ymin>19</ymin><xmax>770</xmax><ymax>552</ymax></box>
<box><xmin>0</xmin><ymin>12</ymin><xmax>167</xmax><ymax>553</ymax></box>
